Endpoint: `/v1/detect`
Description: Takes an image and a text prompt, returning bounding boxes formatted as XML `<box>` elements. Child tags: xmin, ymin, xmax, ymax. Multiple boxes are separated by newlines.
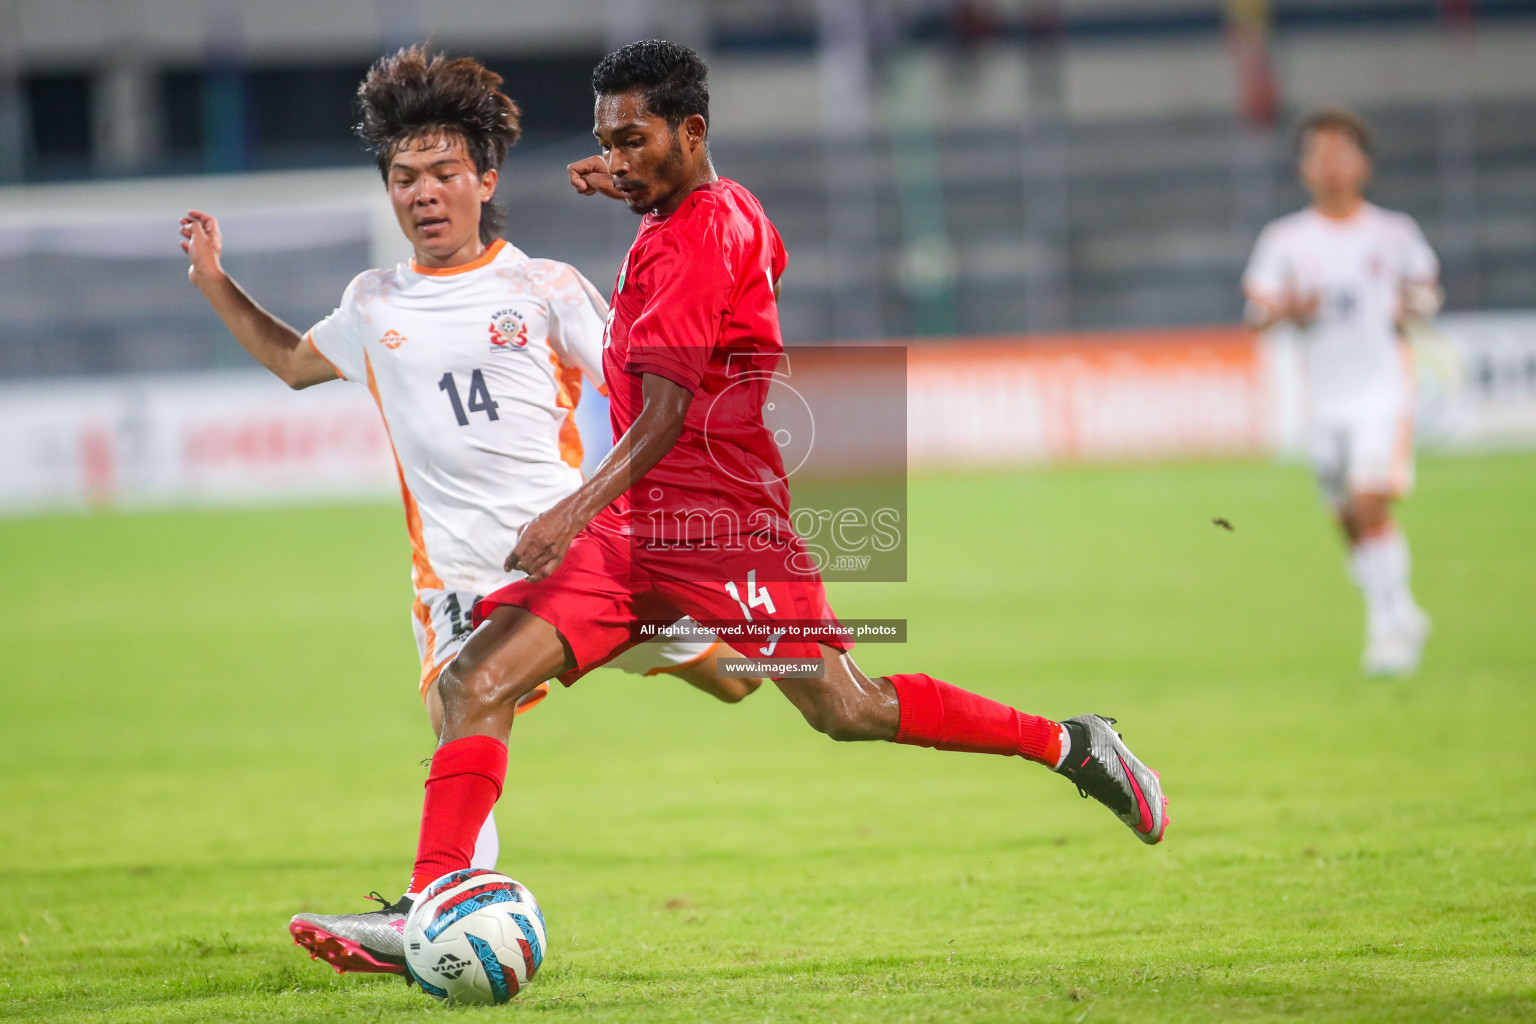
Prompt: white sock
<box><xmin>1349</xmin><ymin>535</ymin><xmax>1392</xmax><ymax>638</ymax></box>
<box><xmin>470</xmin><ymin>811</ymin><xmax>500</xmax><ymax>871</ymax></box>
<box><xmin>1379</xmin><ymin>528</ymin><xmax>1420</xmax><ymax>626</ymax></box>
<box><xmin>1053</xmin><ymin>724</ymin><xmax>1071</xmax><ymax>770</ymax></box>
<box><xmin>1350</xmin><ymin>528</ymin><xmax>1419</xmax><ymax>637</ymax></box>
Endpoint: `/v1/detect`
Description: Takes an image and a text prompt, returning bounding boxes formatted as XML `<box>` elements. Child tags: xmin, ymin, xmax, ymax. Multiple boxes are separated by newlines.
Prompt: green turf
<box><xmin>2</xmin><ymin>453</ymin><xmax>1533</xmax><ymax>1023</ymax></box>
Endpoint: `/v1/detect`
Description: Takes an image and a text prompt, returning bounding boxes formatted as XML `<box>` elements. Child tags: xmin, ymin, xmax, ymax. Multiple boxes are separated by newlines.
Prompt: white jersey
<box><xmin>307</xmin><ymin>238</ymin><xmax>605</xmax><ymax>598</ymax></box>
<box><xmin>1244</xmin><ymin>202</ymin><xmax>1438</xmax><ymax>418</ymax></box>
<box><xmin>307</xmin><ymin>239</ymin><xmax>721</xmax><ymax>691</ymax></box>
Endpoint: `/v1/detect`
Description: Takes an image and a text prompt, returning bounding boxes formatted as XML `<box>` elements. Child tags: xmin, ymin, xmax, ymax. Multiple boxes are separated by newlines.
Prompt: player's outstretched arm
<box><xmin>180</xmin><ymin>210</ymin><xmax>337</xmax><ymax>389</ymax></box>
<box><xmin>507</xmin><ymin>372</ymin><xmax>691</xmax><ymax>581</ymax></box>
<box><xmin>566</xmin><ymin>156</ymin><xmax>625</xmax><ymax>200</ymax></box>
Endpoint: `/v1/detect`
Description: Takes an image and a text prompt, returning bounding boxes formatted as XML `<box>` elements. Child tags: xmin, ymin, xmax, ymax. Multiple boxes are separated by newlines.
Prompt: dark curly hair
<box><xmin>356</xmin><ymin>46</ymin><xmax>523</xmax><ymax>245</ymax></box>
<box><xmin>591</xmin><ymin>39</ymin><xmax>709</xmax><ymax>129</ymax></box>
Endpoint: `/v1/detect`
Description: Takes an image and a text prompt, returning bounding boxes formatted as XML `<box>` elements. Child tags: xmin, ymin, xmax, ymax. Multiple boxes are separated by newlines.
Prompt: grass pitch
<box><xmin>2</xmin><ymin>453</ymin><xmax>1533</xmax><ymax>1023</ymax></box>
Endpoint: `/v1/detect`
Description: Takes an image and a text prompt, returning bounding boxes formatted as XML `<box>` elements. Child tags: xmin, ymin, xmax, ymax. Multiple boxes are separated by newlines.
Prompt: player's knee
<box><xmin>437</xmin><ymin>650</ymin><xmax>498</xmax><ymax>714</ymax></box>
<box><xmin>1346</xmin><ymin>493</ymin><xmax>1394</xmax><ymax>540</ymax></box>
<box><xmin>439</xmin><ymin>646</ymin><xmax>548</xmax><ymax>720</ymax></box>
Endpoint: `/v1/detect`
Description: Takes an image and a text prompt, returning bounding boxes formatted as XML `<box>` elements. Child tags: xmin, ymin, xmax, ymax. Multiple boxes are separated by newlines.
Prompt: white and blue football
<box><xmin>403</xmin><ymin>869</ymin><xmax>546</xmax><ymax>1003</ymax></box>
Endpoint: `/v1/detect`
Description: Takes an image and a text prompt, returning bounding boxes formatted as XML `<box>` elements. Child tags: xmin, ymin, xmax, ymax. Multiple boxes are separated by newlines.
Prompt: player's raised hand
<box><xmin>1247</xmin><ymin>288</ymin><xmax>1320</xmax><ymax>330</ymax></box>
<box><xmin>1284</xmin><ymin>290</ymin><xmax>1320</xmax><ymax>327</ymax></box>
<box><xmin>1399</xmin><ymin>280</ymin><xmax>1443</xmax><ymax>323</ymax></box>
<box><xmin>180</xmin><ymin>210</ymin><xmax>225</xmax><ymax>285</ymax></box>
<box><xmin>567</xmin><ymin>156</ymin><xmax>623</xmax><ymax>200</ymax></box>
<box><xmin>505</xmin><ymin>501</ymin><xmax>582</xmax><ymax>582</ymax></box>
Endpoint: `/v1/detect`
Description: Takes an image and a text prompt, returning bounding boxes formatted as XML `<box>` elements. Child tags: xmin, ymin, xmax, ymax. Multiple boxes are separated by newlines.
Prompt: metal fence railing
<box><xmin>0</xmin><ymin>98</ymin><xmax>1531</xmax><ymax>380</ymax></box>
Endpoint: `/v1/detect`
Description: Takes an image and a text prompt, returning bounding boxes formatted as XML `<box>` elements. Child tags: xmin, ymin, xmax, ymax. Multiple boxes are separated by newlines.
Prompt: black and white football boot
<box><xmin>1057</xmin><ymin>714</ymin><xmax>1169</xmax><ymax>845</ymax></box>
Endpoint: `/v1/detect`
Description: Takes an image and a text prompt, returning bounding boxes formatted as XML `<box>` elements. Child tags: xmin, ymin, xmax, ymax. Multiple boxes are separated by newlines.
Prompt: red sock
<box><xmin>887</xmin><ymin>672</ymin><xmax>1063</xmax><ymax>767</ymax></box>
<box><xmin>408</xmin><ymin>735</ymin><xmax>508</xmax><ymax>894</ymax></box>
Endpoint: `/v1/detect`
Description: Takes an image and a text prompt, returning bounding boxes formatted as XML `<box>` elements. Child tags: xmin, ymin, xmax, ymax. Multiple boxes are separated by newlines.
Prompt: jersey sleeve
<box><xmin>625</xmin><ymin>223</ymin><xmax>735</xmax><ymax>393</ymax></box>
<box><xmin>771</xmin><ymin>223</ymin><xmax>788</xmax><ymax>286</ymax></box>
<box><xmin>1398</xmin><ymin>216</ymin><xmax>1440</xmax><ymax>283</ymax></box>
<box><xmin>306</xmin><ymin>273</ymin><xmax>369</xmax><ymax>383</ymax></box>
<box><xmin>1242</xmin><ymin>222</ymin><xmax>1290</xmax><ymax>302</ymax></box>
<box><xmin>546</xmin><ymin>266</ymin><xmax>608</xmax><ymax>388</ymax></box>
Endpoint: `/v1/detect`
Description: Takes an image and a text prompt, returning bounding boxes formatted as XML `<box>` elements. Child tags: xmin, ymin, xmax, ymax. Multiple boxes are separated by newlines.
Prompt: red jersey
<box><xmin>598</xmin><ymin>178</ymin><xmax>791</xmax><ymax>543</ymax></box>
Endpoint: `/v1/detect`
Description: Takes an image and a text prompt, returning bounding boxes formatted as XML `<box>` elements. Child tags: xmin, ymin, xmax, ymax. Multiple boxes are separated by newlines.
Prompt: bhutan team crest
<box><xmin>489</xmin><ymin>308</ymin><xmax>530</xmax><ymax>352</ymax></box>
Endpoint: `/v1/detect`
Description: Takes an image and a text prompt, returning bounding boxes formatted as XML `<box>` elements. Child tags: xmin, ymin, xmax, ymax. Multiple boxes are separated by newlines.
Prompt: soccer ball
<box><xmin>403</xmin><ymin>869</ymin><xmax>546</xmax><ymax>1003</ymax></box>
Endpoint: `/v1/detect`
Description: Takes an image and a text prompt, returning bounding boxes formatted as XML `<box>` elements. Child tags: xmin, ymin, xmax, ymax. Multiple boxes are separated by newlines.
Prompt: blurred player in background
<box><xmin>1244</xmin><ymin>108</ymin><xmax>1440</xmax><ymax>676</ymax></box>
<box><xmin>181</xmin><ymin>47</ymin><xmax>757</xmax><ymax>971</ymax></box>
<box><xmin>291</xmin><ymin>38</ymin><xmax>1168</xmax><ymax>980</ymax></box>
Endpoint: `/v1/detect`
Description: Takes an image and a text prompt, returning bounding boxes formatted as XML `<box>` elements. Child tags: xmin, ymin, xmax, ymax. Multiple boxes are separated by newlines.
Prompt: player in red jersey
<box><xmin>299</xmin><ymin>40</ymin><xmax>1167</xmax><ymax>976</ymax></box>
<box><xmin>187</xmin><ymin>48</ymin><xmax>755</xmax><ymax>975</ymax></box>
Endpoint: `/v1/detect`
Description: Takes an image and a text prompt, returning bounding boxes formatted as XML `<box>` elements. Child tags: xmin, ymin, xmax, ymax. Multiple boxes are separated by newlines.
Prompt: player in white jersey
<box><xmin>1243</xmin><ymin>108</ymin><xmax>1440</xmax><ymax>676</ymax></box>
<box><xmin>302</xmin><ymin>234</ymin><xmax>738</xmax><ymax>708</ymax></box>
<box><xmin>181</xmin><ymin>50</ymin><xmax>756</xmax><ymax>962</ymax></box>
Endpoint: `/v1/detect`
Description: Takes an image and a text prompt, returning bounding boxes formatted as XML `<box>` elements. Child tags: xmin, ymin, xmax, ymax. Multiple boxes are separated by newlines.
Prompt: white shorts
<box><xmin>410</xmin><ymin>588</ymin><xmax>720</xmax><ymax>696</ymax></box>
<box><xmin>1308</xmin><ymin>403</ymin><xmax>1415</xmax><ymax>507</ymax></box>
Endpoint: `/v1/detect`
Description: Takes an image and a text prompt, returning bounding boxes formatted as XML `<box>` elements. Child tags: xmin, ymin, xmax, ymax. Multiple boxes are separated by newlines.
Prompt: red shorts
<box><xmin>474</xmin><ymin>521</ymin><xmax>849</xmax><ymax>684</ymax></box>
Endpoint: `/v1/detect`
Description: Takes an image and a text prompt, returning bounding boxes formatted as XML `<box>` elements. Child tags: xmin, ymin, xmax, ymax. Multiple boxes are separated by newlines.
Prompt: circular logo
<box><xmin>702</xmin><ymin>376</ymin><xmax>815</xmax><ymax>485</ymax></box>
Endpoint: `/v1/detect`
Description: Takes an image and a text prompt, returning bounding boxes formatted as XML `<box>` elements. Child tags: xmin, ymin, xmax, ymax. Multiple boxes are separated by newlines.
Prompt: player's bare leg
<box><xmin>771</xmin><ymin>649</ymin><xmax>899</xmax><ymax>740</ymax></box>
<box><xmin>422</xmin><ymin>669</ymin><xmax>549</xmax><ymax>875</ymax></box>
<box><xmin>428</xmin><ymin>643</ymin><xmax>759</xmax><ymax>740</ymax></box>
<box><xmin>1339</xmin><ymin>492</ymin><xmax>1428</xmax><ymax>675</ymax></box>
<box><xmin>1337</xmin><ymin>490</ymin><xmax>1390</xmax><ymax>546</ymax></box>
<box><xmin>420</xmin><ymin>628</ymin><xmax>756</xmax><ymax>877</ymax></box>
<box><xmin>774</xmin><ymin>646</ymin><xmax>1168</xmax><ymax>844</ymax></box>
<box><xmin>434</xmin><ymin>606</ymin><xmax>571</xmax><ymax>742</ymax></box>
<box><xmin>291</xmin><ymin>607</ymin><xmax>567</xmax><ymax>974</ymax></box>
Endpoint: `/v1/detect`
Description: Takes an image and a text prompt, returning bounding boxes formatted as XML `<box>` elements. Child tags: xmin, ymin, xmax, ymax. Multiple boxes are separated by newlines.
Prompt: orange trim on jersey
<box><xmin>549</xmin><ymin>350</ymin><xmax>585</xmax><ymax>469</ymax></box>
<box><xmin>410</xmin><ymin>238</ymin><xmax>506</xmax><ymax>277</ymax></box>
<box><xmin>642</xmin><ymin>640</ymin><xmax>722</xmax><ymax>678</ymax></box>
<box><xmin>364</xmin><ymin>352</ymin><xmax>445</xmax><ymax>593</ymax></box>
<box><xmin>398</xmin><ymin>487</ymin><xmax>445</xmax><ymax>591</ymax></box>
<box><xmin>419</xmin><ymin>657</ymin><xmax>448</xmax><ymax>698</ymax></box>
<box><xmin>415</xmin><ymin>595</ymin><xmax>444</xmax><ymax>698</ymax></box>
<box><xmin>305</xmin><ymin>329</ymin><xmax>347</xmax><ymax>381</ymax></box>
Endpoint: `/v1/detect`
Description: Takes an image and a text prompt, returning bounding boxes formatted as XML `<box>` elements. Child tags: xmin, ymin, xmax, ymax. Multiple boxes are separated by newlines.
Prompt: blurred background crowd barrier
<box><xmin>1</xmin><ymin>0</ymin><xmax>1533</xmax><ymax>513</ymax></box>
<box><xmin>3</xmin><ymin>310</ymin><xmax>1531</xmax><ymax>513</ymax></box>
